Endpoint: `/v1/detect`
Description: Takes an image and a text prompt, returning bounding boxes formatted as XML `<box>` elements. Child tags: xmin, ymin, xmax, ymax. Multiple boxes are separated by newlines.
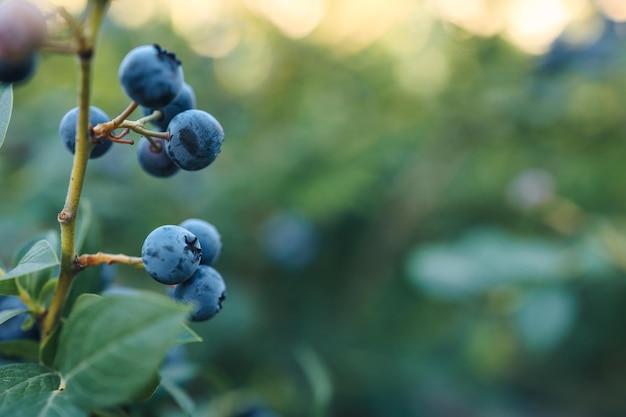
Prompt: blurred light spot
<box><xmin>381</xmin><ymin>9</ymin><xmax>433</xmax><ymax>58</ymax></box>
<box><xmin>167</xmin><ymin>0</ymin><xmax>241</xmax><ymax>58</ymax></box>
<box><xmin>44</xmin><ymin>0</ymin><xmax>84</xmax><ymax>14</ymax></box>
<box><xmin>214</xmin><ymin>34</ymin><xmax>273</xmax><ymax>94</ymax></box>
<box><xmin>315</xmin><ymin>0</ymin><xmax>416</xmax><ymax>53</ymax></box>
<box><xmin>245</xmin><ymin>0</ymin><xmax>326</xmax><ymax>39</ymax></box>
<box><xmin>108</xmin><ymin>0</ymin><xmax>157</xmax><ymax>29</ymax></box>
<box><xmin>506</xmin><ymin>168</ymin><xmax>555</xmax><ymax>210</ymax></box>
<box><xmin>428</xmin><ymin>0</ymin><xmax>505</xmax><ymax>36</ymax></box>
<box><xmin>595</xmin><ymin>0</ymin><xmax>626</xmax><ymax>21</ymax></box>
<box><xmin>259</xmin><ymin>212</ymin><xmax>319</xmax><ymax>270</ymax></box>
<box><xmin>503</xmin><ymin>0</ymin><xmax>576</xmax><ymax>54</ymax></box>
<box><xmin>394</xmin><ymin>46</ymin><xmax>449</xmax><ymax>97</ymax></box>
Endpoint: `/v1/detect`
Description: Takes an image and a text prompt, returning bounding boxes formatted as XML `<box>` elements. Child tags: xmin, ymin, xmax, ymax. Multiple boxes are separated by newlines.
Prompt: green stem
<box><xmin>41</xmin><ymin>0</ymin><xmax>110</xmax><ymax>341</ymax></box>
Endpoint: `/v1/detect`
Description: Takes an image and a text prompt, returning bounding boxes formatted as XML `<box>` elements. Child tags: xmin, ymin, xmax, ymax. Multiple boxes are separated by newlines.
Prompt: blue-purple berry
<box><xmin>141</xmin><ymin>225</ymin><xmax>202</xmax><ymax>285</ymax></box>
<box><xmin>141</xmin><ymin>82</ymin><xmax>196</xmax><ymax>131</ymax></box>
<box><xmin>166</xmin><ymin>109</ymin><xmax>224</xmax><ymax>171</ymax></box>
<box><xmin>58</xmin><ymin>106</ymin><xmax>113</xmax><ymax>159</ymax></box>
<box><xmin>137</xmin><ymin>137</ymin><xmax>179</xmax><ymax>178</ymax></box>
<box><xmin>118</xmin><ymin>44</ymin><xmax>184</xmax><ymax>108</ymax></box>
<box><xmin>179</xmin><ymin>218</ymin><xmax>221</xmax><ymax>265</ymax></box>
<box><xmin>173</xmin><ymin>265</ymin><xmax>226</xmax><ymax>322</ymax></box>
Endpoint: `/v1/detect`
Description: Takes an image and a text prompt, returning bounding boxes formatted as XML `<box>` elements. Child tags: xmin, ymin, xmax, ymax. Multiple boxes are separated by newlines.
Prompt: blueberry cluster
<box><xmin>55</xmin><ymin>43</ymin><xmax>225</xmax><ymax>174</ymax></box>
<box><xmin>142</xmin><ymin>219</ymin><xmax>226</xmax><ymax>322</ymax></box>
<box><xmin>119</xmin><ymin>44</ymin><xmax>225</xmax><ymax>177</ymax></box>
<box><xmin>0</xmin><ymin>0</ymin><xmax>46</xmax><ymax>84</ymax></box>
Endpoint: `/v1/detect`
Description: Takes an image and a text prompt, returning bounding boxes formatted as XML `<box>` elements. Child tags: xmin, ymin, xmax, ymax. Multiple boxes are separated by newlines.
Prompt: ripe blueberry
<box><xmin>142</xmin><ymin>225</ymin><xmax>202</xmax><ymax>285</ymax></box>
<box><xmin>59</xmin><ymin>106</ymin><xmax>113</xmax><ymax>159</ymax></box>
<box><xmin>118</xmin><ymin>44</ymin><xmax>184</xmax><ymax>108</ymax></box>
<box><xmin>179</xmin><ymin>218</ymin><xmax>222</xmax><ymax>265</ymax></box>
<box><xmin>0</xmin><ymin>1</ymin><xmax>46</xmax><ymax>56</ymax></box>
<box><xmin>173</xmin><ymin>265</ymin><xmax>226</xmax><ymax>322</ymax></box>
<box><xmin>0</xmin><ymin>295</ymin><xmax>39</xmax><ymax>342</ymax></box>
<box><xmin>141</xmin><ymin>82</ymin><xmax>196</xmax><ymax>131</ymax></box>
<box><xmin>0</xmin><ymin>52</ymin><xmax>36</xmax><ymax>84</ymax></box>
<box><xmin>137</xmin><ymin>137</ymin><xmax>179</xmax><ymax>178</ymax></box>
<box><xmin>166</xmin><ymin>109</ymin><xmax>224</xmax><ymax>171</ymax></box>
<box><xmin>0</xmin><ymin>0</ymin><xmax>45</xmax><ymax>85</ymax></box>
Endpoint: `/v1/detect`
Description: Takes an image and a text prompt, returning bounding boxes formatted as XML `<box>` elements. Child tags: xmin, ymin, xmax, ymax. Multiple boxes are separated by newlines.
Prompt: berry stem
<box><xmin>41</xmin><ymin>0</ymin><xmax>110</xmax><ymax>342</ymax></box>
<box><xmin>76</xmin><ymin>252</ymin><xmax>144</xmax><ymax>269</ymax></box>
<box><xmin>92</xmin><ymin>104</ymin><xmax>168</xmax><ymax>143</ymax></box>
<box><xmin>119</xmin><ymin>120</ymin><xmax>170</xmax><ymax>140</ymax></box>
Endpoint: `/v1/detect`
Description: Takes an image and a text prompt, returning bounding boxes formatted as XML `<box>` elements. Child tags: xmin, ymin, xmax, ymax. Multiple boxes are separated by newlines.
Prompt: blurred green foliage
<box><xmin>3</xmin><ymin>4</ymin><xmax>626</xmax><ymax>417</ymax></box>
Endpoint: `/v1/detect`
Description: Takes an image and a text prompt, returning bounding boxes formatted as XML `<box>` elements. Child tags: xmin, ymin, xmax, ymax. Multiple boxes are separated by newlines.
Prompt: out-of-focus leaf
<box><xmin>0</xmin><ymin>83</ymin><xmax>12</xmax><ymax>149</ymax></box>
<box><xmin>0</xmin><ymin>241</ymin><xmax>60</xmax><ymax>296</ymax></box>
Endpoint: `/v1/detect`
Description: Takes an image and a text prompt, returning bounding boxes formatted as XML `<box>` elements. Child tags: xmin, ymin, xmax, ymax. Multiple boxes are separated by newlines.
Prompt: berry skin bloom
<box><xmin>173</xmin><ymin>265</ymin><xmax>226</xmax><ymax>322</ymax></box>
<box><xmin>137</xmin><ymin>137</ymin><xmax>179</xmax><ymax>178</ymax></box>
<box><xmin>141</xmin><ymin>82</ymin><xmax>197</xmax><ymax>131</ymax></box>
<box><xmin>142</xmin><ymin>225</ymin><xmax>202</xmax><ymax>285</ymax></box>
<box><xmin>118</xmin><ymin>44</ymin><xmax>184</xmax><ymax>108</ymax></box>
<box><xmin>58</xmin><ymin>106</ymin><xmax>113</xmax><ymax>159</ymax></box>
<box><xmin>166</xmin><ymin>109</ymin><xmax>225</xmax><ymax>171</ymax></box>
<box><xmin>179</xmin><ymin>218</ymin><xmax>222</xmax><ymax>265</ymax></box>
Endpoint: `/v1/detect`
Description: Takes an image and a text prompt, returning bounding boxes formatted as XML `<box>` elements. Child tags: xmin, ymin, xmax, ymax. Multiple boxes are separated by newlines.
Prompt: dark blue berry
<box><xmin>179</xmin><ymin>218</ymin><xmax>221</xmax><ymax>265</ymax></box>
<box><xmin>0</xmin><ymin>295</ymin><xmax>39</xmax><ymax>342</ymax></box>
<box><xmin>0</xmin><ymin>52</ymin><xmax>36</xmax><ymax>84</ymax></box>
<box><xmin>142</xmin><ymin>225</ymin><xmax>202</xmax><ymax>285</ymax></box>
<box><xmin>0</xmin><ymin>1</ymin><xmax>46</xmax><ymax>54</ymax></box>
<box><xmin>173</xmin><ymin>265</ymin><xmax>226</xmax><ymax>322</ymax></box>
<box><xmin>137</xmin><ymin>137</ymin><xmax>179</xmax><ymax>178</ymax></box>
<box><xmin>58</xmin><ymin>106</ymin><xmax>113</xmax><ymax>159</ymax></box>
<box><xmin>141</xmin><ymin>82</ymin><xmax>196</xmax><ymax>131</ymax></box>
<box><xmin>118</xmin><ymin>44</ymin><xmax>184</xmax><ymax>108</ymax></box>
<box><xmin>166</xmin><ymin>109</ymin><xmax>224</xmax><ymax>171</ymax></box>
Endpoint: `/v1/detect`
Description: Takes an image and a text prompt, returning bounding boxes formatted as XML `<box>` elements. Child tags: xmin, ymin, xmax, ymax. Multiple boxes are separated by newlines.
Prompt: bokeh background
<box><xmin>3</xmin><ymin>0</ymin><xmax>626</xmax><ymax>416</ymax></box>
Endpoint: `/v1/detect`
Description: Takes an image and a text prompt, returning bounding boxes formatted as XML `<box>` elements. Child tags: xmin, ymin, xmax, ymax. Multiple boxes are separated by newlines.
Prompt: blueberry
<box><xmin>118</xmin><ymin>44</ymin><xmax>184</xmax><ymax>108</ymax></box>
<box><xmin>173</xmin><ymin>265</ymin><xmax>226</xmax><ymax>322</ymax></box>
<box><xmin>137</xmin><ymin>137</ymin><xmax>179</xmax><ymax>178</ymax></box>
<box><xmin>0</xmin><ymin>1</ymin><xmax>46</xmax><ymax>55</ymax></box>
<box><xmin>0</xmin><ymin>52</ymin><xmax>36</xmax><ymax>84</ymax></box>
<box><xmin>141</xmin><ymin>82</ymin><xmax>196</xmax><ymax>131</ymax></box>
<box><xmin>166</xmin><ymin>109</ymin><xmax>224</xmax><ymax>171</ymax></box>
<box><xmin>142</xmin><ymin>225</ymin><xmax>202</xmax><ymax>285</ymax></box>
<box><xmin>58</xmin><ymin>106</ymin><xmax>113</xmax><ymax>159</ymax></box>
<box><xmin>0</xmin><ymin>295</ymin><xmax>39</xmax><ymax>342</ymax></box>
<box><xmin>179</xmin><ymin>218</ymin><xmax>222</xmax><ymax>265</ymax></box>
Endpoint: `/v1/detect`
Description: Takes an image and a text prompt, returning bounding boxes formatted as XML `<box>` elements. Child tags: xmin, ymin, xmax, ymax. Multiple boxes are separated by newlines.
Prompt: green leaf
<box><xmin>39</xmin><ymin>325</ymin><xmax>61</xmax><ymax>368</ymax></box>
<box><xmin>38</xmin><ymin>279</ymin><xmax>58</xmax><ymax>305</ymax></box>
<box><xmin>13</xmin><ymin>232</ymin><xmax>60</xmax><ymax>304</ymax></box>
<box><xmin>0</xmin><ymin>391</ymin><xmax>87</xmax><ymax>417</ymax></box>
<box><xmin>0</xmin><ymin>363</ymin><xmax>60</xmax><ymax>412</ymax></box>
<box><xmin>176</xmin><ymin>323</ymin><xmax>203</xmax><ymax>345</ymax></box>
<box><xmin>57</xmin><ymin>292</ymin><xmax>191</xmax><ymax>409</ymax></box>
<box><xmin>294</xmin><ymin>346</ymin><xmax>333</xmax><ymax>416</ymax></box>
<box><xmin>0</xmin><ymin>308</ymin><xmax>27</xmax><ymax>325</ymax></box>
<box><xmin>0</xmin><ymin>241</ymin><xmax>60</xmax><ymax>296</ymax></box>
<box><xmin>0</xmin><ymin>83</ymin><xmax>12</xmax><ymax>150</ymax></box>
<box><xmin>160</xmin><ymin>378</ymin><xmax>195</xmax><ymax>417</ymax></box>
<box><xmin>0</xmin><ymin>340</ymin><xmax>40</xmax><ymax>361</ymax></box>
